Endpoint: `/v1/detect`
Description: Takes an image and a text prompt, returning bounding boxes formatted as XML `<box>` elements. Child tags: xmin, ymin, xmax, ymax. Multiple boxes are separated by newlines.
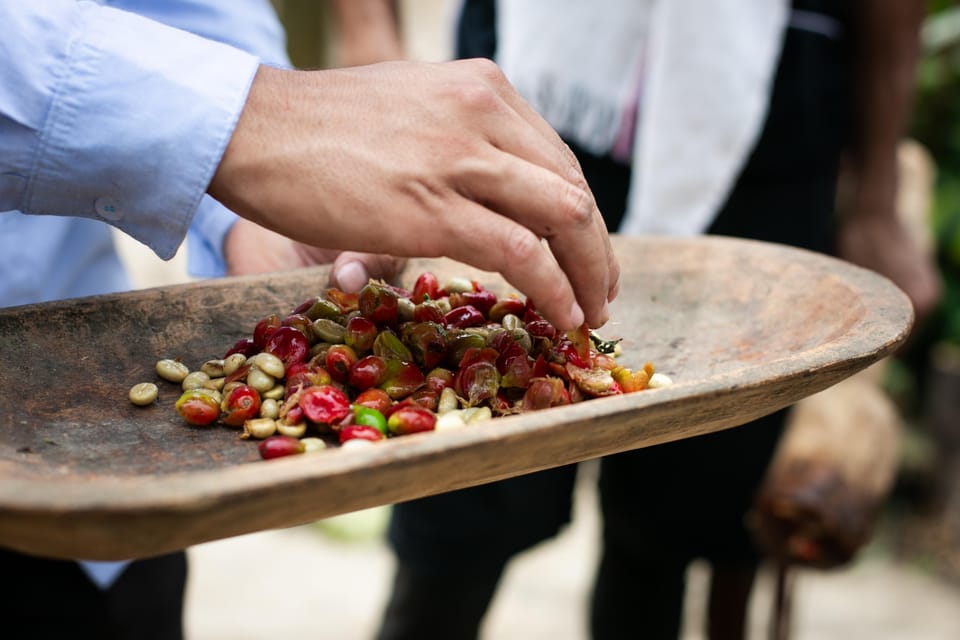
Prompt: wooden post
<box><xmin>749</xmin><ymin>362</ymin><xmax>902</xmax><ymax>569</ymax></box>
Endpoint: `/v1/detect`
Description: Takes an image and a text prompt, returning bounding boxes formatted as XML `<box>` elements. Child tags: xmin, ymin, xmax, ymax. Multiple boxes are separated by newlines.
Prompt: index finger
<box><xmin>452</xmin><ymin>58</ymin><xmax>621</xmax><ymax>319</ymax></box>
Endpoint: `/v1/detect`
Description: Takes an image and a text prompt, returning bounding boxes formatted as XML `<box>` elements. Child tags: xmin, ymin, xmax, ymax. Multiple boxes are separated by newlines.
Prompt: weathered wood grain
<box><xmin>0</xmin><ymin>236</ymin><xmax>912</xmax><ymax>560</ymax></box>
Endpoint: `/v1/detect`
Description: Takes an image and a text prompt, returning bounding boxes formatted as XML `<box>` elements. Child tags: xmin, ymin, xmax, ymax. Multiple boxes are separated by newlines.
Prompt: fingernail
<box><xmin>569</xmin><ymin>301</ymin><xmax>585</xmax><ymax>329</ymax></box>
<box><xmin>600</xmin><ymin>300</ymin><xmax>610</xmax><ymax>325</ymax></box>
<box><xmin>334</xmin><ymin>261</ymin><xmax>368</xmax><ymax>293</ymax></box>
<box><xmin>608</xmin><ymin>280</ymin><xmax>620</xmax><ymax>302</ymax></box>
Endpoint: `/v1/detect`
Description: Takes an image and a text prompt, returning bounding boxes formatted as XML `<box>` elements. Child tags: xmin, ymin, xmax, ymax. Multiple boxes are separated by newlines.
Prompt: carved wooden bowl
<box><xmin>0</xmin><ymin>235</ymin><xmax>912</xmax><ymax>560</ymax></box>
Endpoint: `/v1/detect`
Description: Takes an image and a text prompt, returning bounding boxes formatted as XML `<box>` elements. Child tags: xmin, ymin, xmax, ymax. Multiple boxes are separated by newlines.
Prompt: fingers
<box><xmin>451</xmin><ymin>151</ymin><xmax>616</xmax><ymax>328</ymax></box>
<box><xmin>405</xmin><ymin>196</ymin><xmax>579</xmax><ymax>330</ymax></box>
<box><xmin>329</xmin><ymin>252</ymin><xmax>408</xmax><ymax>292</ymax></box>
<box><xmin>450</xmin><ymin>59</ymin><xmax>620</xmax><ymax>323</ymax></box>
<box><xmin>214</xmin><ymin>62</ymin><xmax>619</xmax><ymax>327</ymax></box>
<box><xmin>328</xmin><ymin>233</ymin><xmax>591</xmax><ymax>332</ymax></box>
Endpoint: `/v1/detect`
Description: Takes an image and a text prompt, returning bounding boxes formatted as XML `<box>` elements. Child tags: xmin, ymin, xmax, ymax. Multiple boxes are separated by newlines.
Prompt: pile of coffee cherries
<box><xmin>137</xmin><ymin>273</ymin><xmax>669</xmax><ymax>460</ymax></box>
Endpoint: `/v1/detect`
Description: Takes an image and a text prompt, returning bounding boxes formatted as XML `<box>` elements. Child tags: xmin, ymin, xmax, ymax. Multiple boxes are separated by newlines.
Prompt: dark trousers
<box><xmin>0</xmin><ymin>549</ymin><xmax>187</xmax><ymax>640</ymax></box>
<box><xmin>378</xmin><ymin>3</ymin><xmax>850</xmax><ymax>638</ymax></box>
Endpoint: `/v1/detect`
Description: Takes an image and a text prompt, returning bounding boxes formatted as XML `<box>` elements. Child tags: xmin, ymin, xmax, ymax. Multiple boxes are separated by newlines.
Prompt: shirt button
<box><xmin>95</xmin><ymin>196</ymin><xmax>124</xmax><ymax>221</ymax></box>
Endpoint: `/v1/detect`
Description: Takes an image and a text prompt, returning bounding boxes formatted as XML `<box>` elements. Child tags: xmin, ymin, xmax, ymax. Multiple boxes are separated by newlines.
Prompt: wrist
<box><xmin>209</xmin><ymin>65</ymin><xmax>295</xmax><ymax>230</ymax></box>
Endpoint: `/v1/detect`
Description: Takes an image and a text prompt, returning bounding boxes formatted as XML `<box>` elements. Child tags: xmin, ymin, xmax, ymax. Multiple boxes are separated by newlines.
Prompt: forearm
<box><xmin>837</xmin><ymin>0</ymin><xmax>941</xmax><ymax>319</ymax></box>
<box><xmin>329</xmin><ymin>0</ymin><xmax>403</xmax><ymax>65</ymax></box>
<box><xmin>845</xmin><ymin>0</ymin><xmax>925</xmax><ymax>217</ymax></box>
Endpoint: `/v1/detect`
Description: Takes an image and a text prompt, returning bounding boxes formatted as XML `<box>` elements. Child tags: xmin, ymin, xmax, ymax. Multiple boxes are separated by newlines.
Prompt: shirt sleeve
<box><xmin>0</xmin><ymin>0</ymin><xmax>260</xmax><ymax>260</ymax></box>
<box><xmin>187</xmin><ymin>196</ymin><xmax>237</xmax><ymax>278</ymax></box>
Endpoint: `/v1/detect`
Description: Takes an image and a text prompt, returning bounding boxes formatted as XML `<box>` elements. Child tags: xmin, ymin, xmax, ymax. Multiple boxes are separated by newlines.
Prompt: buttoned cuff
<box><xmin>23</xmin><ymin>1</ymin><xmax>259</xmax><ymax>260</ymax></box>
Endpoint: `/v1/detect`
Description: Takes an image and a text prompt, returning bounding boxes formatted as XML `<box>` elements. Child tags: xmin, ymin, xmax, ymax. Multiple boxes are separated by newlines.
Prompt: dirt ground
<box><xmin>179</xmin><ymin>463</ymin><xmax>960</xmax><ymax>640</ymax></box>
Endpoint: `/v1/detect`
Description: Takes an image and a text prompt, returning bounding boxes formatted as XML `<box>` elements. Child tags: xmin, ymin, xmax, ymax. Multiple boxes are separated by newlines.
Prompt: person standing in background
<box><xmin>328</xmin><ymin>1</ymin><xmax>941</xmax><ymax>638</ymax></box>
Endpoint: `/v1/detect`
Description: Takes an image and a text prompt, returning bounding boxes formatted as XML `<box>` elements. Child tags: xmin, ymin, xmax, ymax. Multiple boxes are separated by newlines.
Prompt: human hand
<box><xmin>224</xmin><ymin>218</ymin><xmax>406</xmax><ymax>290</ymax></box>
<box><xmin>835</xmin><ymin>212</ymin><xmax>941</xmax><ymax>321</ymax></box>
<box><xmin>208</xmin><ymin>60</ymin><xmax>618</xmax><ymax>330</ymax></box>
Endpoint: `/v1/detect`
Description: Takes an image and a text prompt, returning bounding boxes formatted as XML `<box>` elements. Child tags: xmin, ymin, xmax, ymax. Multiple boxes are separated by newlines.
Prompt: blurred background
<box><xmin>114</xmin><ymin>1</ymin><xmax>960</xmax><ymax>638</ymax></box>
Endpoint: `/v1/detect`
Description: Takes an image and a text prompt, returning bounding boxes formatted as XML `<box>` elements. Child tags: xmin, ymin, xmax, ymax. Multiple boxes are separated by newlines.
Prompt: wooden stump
<box><xmin>750</xmin><ymin>363</ymin><xmax>902</xmax><ymax>569</ymax></box>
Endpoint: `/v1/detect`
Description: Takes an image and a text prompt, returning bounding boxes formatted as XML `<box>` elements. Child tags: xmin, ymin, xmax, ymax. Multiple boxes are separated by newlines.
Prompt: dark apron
<box><xmin>390</xmin><ymin>0</ymin><xmax>851</xmax><ymax>571</ymax></box>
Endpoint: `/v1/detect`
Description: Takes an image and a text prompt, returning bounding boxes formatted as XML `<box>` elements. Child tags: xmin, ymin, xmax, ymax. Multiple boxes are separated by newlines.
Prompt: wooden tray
<box><xmin>0</xmin><ymin>236</ymin><xmax>912</xmax><ymax>560</ymax></box>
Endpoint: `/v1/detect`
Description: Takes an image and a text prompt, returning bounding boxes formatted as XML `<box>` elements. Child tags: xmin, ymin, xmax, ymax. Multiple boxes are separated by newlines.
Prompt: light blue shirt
<box><xmin>0</xmin><ymin>0</ymin><xmax>290</xmax><ymax>586</ymax></box>
<box><xmin>0</xmin><ymin>0</ymin><xmax>290</xmax><ymax>305</ymax></box>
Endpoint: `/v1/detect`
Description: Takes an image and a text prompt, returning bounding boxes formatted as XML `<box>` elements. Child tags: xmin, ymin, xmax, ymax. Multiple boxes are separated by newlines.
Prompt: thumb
<box><xmin>329</xmin><ymin>252</ymin><xmax>408</xmax><ymax>292</ymax></box>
